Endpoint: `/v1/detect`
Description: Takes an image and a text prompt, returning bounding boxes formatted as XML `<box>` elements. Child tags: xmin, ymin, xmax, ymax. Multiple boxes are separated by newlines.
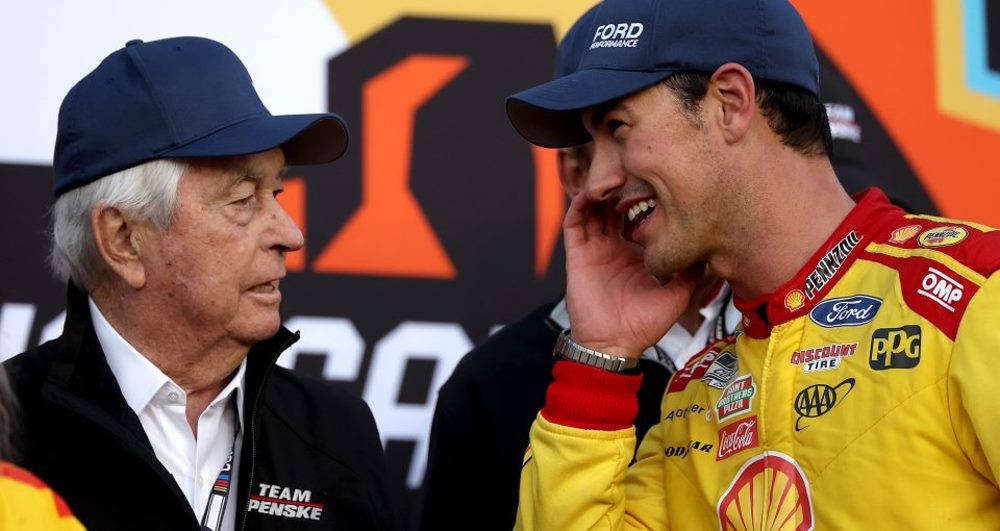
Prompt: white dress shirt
<box><xmin>549</xmin><ymin>284</ymin><xmax>738</xmax><ymax>370</ymax></box>
<box><xmin>90</xmin><ymin>298</ymin><xmax>245</xmax><ymax>531</ymax></box>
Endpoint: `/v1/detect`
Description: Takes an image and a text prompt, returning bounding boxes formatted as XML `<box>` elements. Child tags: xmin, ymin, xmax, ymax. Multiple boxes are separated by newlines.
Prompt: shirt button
<box><xmin>197</xmin><ymin>476</ymin><xmax>204</xmax><ymax>488</ymax></box>
<box><xmin>167</xmin><ymin>391</ymin><xmax>180</xmax><ymax>403</ymax></box>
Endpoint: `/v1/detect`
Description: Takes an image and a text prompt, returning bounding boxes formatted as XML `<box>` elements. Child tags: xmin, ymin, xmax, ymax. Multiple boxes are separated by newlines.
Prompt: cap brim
<box><xmin>164</xmin><ymin>113</ymin><xmax>350</xmax><ymax>165</ymax></box>
<box><xmin>506</xmin><ymin>69</ymin><xmax>674</xmax><ymax>148</ymax></box>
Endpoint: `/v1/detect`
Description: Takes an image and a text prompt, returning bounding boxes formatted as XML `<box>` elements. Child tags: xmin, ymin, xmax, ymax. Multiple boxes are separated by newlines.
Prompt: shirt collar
<box><xmin>548</xmin><ymin>283</ymin><xmax>734</xmax><ymax>367</ymax></box>
<box><xmin>89</xmin><ymin>297</ymin><xmax>247</xmax><ymax>430</ymax></box>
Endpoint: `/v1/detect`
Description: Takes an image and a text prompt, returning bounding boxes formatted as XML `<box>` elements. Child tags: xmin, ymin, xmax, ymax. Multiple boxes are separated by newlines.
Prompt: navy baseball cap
<box><xmin>555</xmin><ymin>3</ymin><xmax>601</xmax><ymax>78</ymax></box>
<box><xmin>53</xmin><ymin>37</ymin><xmax>350</xmax><ymax>196</ymax></box>
<box><xmin>507</xmin><ymin>0</ymin><xmax>820</xmax><ymax>148</ymax></box>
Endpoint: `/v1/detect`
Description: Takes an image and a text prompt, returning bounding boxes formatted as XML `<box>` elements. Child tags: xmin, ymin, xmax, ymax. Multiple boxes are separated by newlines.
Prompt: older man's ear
<box><xmin>91</xmin><ymin>206</ymin><xmax>147</xmax><ymax>290</ymax></box>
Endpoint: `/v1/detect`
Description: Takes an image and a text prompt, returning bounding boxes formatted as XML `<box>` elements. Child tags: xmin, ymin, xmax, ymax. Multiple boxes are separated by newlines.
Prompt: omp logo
<box><xmin>918</xmin><ymin>267</ymin><xmax>964</xmax><ymax>311</ymax></box>
<box><xmin>808</xmin><ymin>295</ymin><xmax>881</xmax><ymax>328</ymax></box>
<box><xmin>870</xmin><ymin>325</ymin><xmax>922</xmax><ymax>370</ymax></box>
<box><xmin>590</xmin><ymin>22</ymin><xmax>644</xmax><ymax>49</ymax></box>
<box><xmin>793</xmin><ymin>378</ymin><xmax>855</xmax><ymax>431</ymax></box>
<box><xmin>248</xmin><ymin>483</ymin><xmax>324</xmax><ymax>521</ymax></box>
<box><xmin>718</xmin><ymin>452</ymin><xmax>814</xmax><ymax>530</ymax></box>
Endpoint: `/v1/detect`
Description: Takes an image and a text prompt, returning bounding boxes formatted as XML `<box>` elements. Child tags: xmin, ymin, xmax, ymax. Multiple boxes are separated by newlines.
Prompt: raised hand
<box><xmin>563</xmin><ymin>192</ymin><xmax>697</xmax><ymax>358</ymax></box>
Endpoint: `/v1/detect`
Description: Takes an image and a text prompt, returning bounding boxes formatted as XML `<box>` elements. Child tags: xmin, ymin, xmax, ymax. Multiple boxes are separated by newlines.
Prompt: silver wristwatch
<box><xmin>553</xmin><ymin>329</ymin><xmax>639</xmax><ymax>373</ymax></box>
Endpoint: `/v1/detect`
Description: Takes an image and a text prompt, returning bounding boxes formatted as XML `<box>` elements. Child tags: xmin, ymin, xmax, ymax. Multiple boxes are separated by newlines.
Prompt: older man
<box><xmin>5</xmin><ymin>37</ymin><xmax>393</xmax><ymax>530</ymax></box>
<box><xmin>506</xmin><ymin>0</ymin><xmax>1000</xmax><ymax>529</ymax></box>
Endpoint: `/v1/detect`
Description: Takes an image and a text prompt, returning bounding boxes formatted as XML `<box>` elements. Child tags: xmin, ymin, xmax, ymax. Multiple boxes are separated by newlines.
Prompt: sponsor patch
<box><xmin>664</xmin><ymin>440</ymin><xmax>714</xmax><ymax>458</ymax></box>
<box><xmin>870</xmin><ymin>326</ymin><xmax>921</xmax><ymax>370</ymax></box>
<box><xmin>717</xmin><ymin>452</ymin><xmax>814</xmax><ymax>530</ymax></box>
<box><xmin>794</xmin><ymin>378</ymin><xmax>855</xmax><ymax>431</ymax></box>
<box><xmin>702</xmin><ymin>351</ymin><xmax>739</xmax><ymax>389</ymax></box>
<box><xmin>790</xmin><ymin>343</ymin><xmax>857</xmax><ymax>373</ymax></box>
<box><xmin>663</xmin><ymin>403</ymin><xmax>707</xmax><ymax>422</ymax></box>
<box><xmin>809</xmin><ymin>295</ymin><xmax>881</xmax><ymax>328</ymax></box>
<box><xmin>784</xmin><ymin>289</ymin><xmax>806</xmax><ymax>311</ymax></box>
<box><xmin>917</xmin><ymin>226</ymin><xmax>968</xmax><ymax>248</ymax></box>
<box><xmin>716</xmin><ymin>374</ymin><xmax>756</xmax><ymax>422</ymax></box>
<box><xmin>667</xmin><ymin>351</ymin><xmax>718</xmax><ymax>393</ymax></box>
<box><xmin>890</xmin><ymin>225</ymin><xmax>921</xmax><ymax>244</ymax></box>
<box><xmin>802</xmin><ymin>231</ymin><xmax>862</xmax><ymax>300</ymax></box>
<box><xmin>590</xmin><ymin>22</ymin><xmax>644</xmax><ymax>49</ymax></box>
<box><xmin>825</xmin><ymin>103</ymin><xmax>862</xmax><ymax>143</ymax></box>
<box><xmin>917</xmin><ymin>267</ymin><xmax>964</xmax><ymax>312</ymax></box>
<box><xmin>717</xmin><ymin>416</ymin><xmax>759</xmax><ymax>461</ymax></box>
<box><xmin>249</xmin><ymin>483</ymin><xmax>324</xmax><ymax>521</ymax></box>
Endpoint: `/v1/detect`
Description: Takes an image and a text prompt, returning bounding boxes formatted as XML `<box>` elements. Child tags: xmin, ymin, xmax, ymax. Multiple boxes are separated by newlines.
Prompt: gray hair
<box><xmin>49</xmin><ymin>159</ymin><xmax>188</xmax><ymax>291</ymax></box>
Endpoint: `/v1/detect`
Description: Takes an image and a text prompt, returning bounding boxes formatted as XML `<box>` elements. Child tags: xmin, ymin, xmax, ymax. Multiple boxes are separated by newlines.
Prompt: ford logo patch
<box><xmin>809</xmin><ymin>295</ymin><xmax>882</xmax><ymax>328</ymax></box>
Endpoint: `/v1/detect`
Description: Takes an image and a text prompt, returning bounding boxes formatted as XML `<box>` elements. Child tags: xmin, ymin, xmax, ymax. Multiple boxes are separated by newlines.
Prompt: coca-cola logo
<box><xmin>717</xmin><ymin>416</ymin><xmax>760</xmax><ymax>461</ymax></box>
<box><xmin>808</xmin><ymin>295</ymin><xmax>882</xmax><ymax>328</ymax></box>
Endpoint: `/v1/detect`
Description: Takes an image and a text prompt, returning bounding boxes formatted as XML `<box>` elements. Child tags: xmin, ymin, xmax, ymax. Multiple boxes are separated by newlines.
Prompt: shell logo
<box><xmin>889</xmin><ymin>225</ymin><xmax>921</xmax><ymax>244</ymax></box>
<box><xmin>717</xmin><ymin>452</ymin><xmax>814</xmax><ymax>531</ymax></box>
<box><xmin>784</xmin><ymin>290</ymin><xmax>806</xmax><ymax>311</ymax></box>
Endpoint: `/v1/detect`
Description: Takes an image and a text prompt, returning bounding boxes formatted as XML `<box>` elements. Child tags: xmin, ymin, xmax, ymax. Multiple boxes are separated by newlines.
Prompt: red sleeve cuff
<box><xmin>540</xmin><ymin>360</ymin><xmax>642</xmax><ymax>431</ymax></box>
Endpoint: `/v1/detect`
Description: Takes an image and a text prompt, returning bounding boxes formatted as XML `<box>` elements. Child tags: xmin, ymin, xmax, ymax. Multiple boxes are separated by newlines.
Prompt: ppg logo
<box><xmin>869</xmin><ymin>325</ymin><xmax>922</xmax><ymax>370</ymax></box>
<box><xmin>809</xmin><ymin>295</ymin><xmax>882</xmax><ymax>328</ymax></box>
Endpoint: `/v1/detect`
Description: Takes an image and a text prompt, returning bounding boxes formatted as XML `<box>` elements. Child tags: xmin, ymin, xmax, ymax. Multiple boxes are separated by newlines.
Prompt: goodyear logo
<box><xmin>809</xmin><ymin>295</ymin><xmax>881</xmax><ymax>328</ymax></box>
<box><xmin>870</xmin><ymin>325</ymin><xmax>921</xmax><ymax>370</ymax></box>
<box><xmin>917</xmin><ymin>226</ymin><xmax>968</xmax><ymax>248</ymax></box>
<box><xmin>793</xmin><ymin>378</ymin><xmax>855</xmax><ymax>431</ymax></box>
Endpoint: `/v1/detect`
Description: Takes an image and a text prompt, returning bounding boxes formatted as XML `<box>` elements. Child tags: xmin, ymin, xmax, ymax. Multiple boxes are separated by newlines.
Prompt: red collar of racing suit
<box><xmin>733</xmin><ymin>187</ymin><xmax>907</xmax><ymax>339</ymax></box>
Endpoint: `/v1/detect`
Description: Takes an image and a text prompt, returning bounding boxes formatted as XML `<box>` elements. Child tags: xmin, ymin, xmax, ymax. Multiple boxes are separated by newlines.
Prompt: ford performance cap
<box><xmin>53</xmin><ymin>37</ymin><xmax>350</xmax><ymax>196</ymax></box>
<box><xmin>507</xmin><ymin>0</ymin><xmax>819</xmax><ymax>148</ymax></box>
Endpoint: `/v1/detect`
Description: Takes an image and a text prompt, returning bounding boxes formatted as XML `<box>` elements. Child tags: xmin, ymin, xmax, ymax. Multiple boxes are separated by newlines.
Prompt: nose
<box><xmin>268</xmin><ymin>197</ymin><xmax>304</xmax><ymax>253</ymax></box>
<box><xmin>583</xmin><ymin>140</ymin><xmax>627</xmax><ymax>202</ymax></box>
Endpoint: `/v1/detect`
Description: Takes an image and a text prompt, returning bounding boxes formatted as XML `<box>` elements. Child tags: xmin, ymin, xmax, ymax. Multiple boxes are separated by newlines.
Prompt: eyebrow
<box><xmin>226</xmin><ymin>162</ymin><xmax>288</xmax><ymax>189</ymax></box>
<box><xmin>589</xmin><ymin>99</ymin><xmax>628</xmax><ymax>129</ymax></box>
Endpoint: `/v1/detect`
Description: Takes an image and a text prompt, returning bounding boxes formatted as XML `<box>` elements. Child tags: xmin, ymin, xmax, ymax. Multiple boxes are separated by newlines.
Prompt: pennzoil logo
<box><xmin>870</xmin><ymin>326</ymin><xmax>921</xmax><ymax>370</ymax></box>
<box><xmin>917</xmin><ymin>226</ymin><xmax>968</xmax><ymax>248</ymax></box>
<box><xmin>802</xmin><ymin>231</ymin><xmax>862</xmax><ymax>300</ymax></box>
<box><xmin>717</xmin><ymin>452</ymin><xmax>814</xmax><ymax>530</ymax></box>
<box><xmin>890</xmin><ymin>225</ymin><xmax>921</xmax><ymax>244</ymax></box>
<box><xmin>794</xmin><ymin>378</ymin><xmax>855</xmax><ymax>431</ymax></box>
<box><xmin>716</xmin><ymin>374</ymin><xmax>756</xmax><ymax>422</ymax></box>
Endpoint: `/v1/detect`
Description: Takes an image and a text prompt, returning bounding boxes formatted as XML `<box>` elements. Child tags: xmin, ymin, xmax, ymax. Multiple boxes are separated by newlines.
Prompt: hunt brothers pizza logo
<box><xmin>716</xmin><ymin>374</ymin><xmax>756</xmax><ymax>422</ymax></box>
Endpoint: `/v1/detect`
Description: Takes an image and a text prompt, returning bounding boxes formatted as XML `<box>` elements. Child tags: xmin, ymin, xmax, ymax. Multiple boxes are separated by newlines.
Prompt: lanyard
<box><xmin>200</xmin><ymin>425</ymin><xmax>239</xmax><ymax>531</ymax></box>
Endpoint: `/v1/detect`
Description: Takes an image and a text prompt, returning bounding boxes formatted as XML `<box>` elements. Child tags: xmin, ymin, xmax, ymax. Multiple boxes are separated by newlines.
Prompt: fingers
<box><xmin>564</xmin><ymin>192</ymin><xmax>623</xmax><ymax>247</ymax></box>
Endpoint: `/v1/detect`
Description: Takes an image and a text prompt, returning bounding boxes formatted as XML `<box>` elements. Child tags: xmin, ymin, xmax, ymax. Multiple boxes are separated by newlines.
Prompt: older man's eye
<box><xmin>233</xmin><ymin>195</ymin><xmax>256</xmax><ymax>207</ymax></box>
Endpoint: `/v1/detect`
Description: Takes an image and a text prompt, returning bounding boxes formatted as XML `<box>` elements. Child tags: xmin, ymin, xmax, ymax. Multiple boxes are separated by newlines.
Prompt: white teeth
<box><xmin>626</xmin><ymin>199</ymin><xmax>656</xmax><ymax>222</ymax></box>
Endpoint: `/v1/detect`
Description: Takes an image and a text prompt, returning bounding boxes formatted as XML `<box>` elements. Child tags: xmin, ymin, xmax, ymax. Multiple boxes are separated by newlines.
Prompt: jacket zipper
<box><xmin>239</xmin><ymin>333</ymin><xmax>299</xmax><ymax>531</ymax></box>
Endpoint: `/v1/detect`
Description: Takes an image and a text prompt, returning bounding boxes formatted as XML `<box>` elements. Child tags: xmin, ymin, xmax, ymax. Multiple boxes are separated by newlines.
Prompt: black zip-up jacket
<box><xmin>5</xmin><ymin>285</ymin><xmax>395</xmax><ymax>530</ymax></box>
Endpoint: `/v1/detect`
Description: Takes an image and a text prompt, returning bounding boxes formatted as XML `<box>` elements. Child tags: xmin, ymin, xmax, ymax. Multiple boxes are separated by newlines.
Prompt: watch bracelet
<box><xmin>553</xmin><ymin>329</ymin><xmax>640</xmax><ymax>373</ymax></box>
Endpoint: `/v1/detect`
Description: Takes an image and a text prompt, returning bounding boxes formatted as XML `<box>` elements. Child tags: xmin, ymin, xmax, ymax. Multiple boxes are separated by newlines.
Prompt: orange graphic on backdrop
<box><xmin>312</xmin><ymin>54</ymin><xmax>469</xmax><ymax>278</ymax></box>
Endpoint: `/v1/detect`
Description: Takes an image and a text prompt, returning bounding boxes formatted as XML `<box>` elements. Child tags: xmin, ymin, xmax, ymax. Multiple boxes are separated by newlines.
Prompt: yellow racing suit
<box><xmin>0</xmin><ymin>461</ymin><xmax>85</xmax><ymax>530</ymax></box>
<box><xmin>516</xmin><ymin>189</ymin><xmax>1000</xmax><ymax>530</ymax></box>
